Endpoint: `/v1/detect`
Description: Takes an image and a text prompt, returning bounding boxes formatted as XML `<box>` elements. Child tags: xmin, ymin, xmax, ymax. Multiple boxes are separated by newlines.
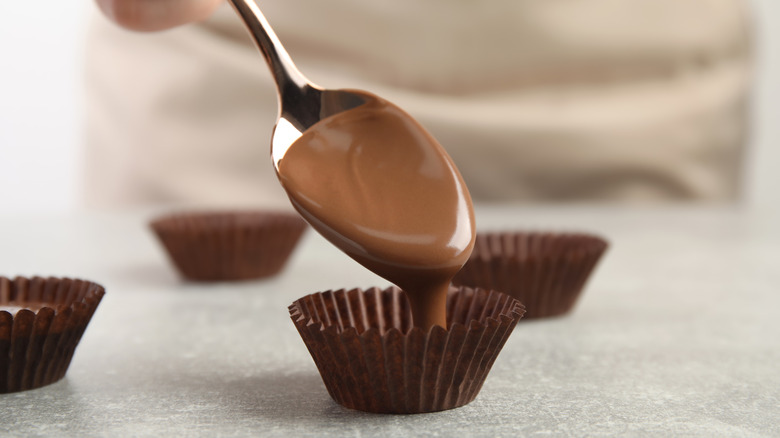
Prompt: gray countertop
<box><xmin>1</xmin><ymin>205</ymin><xmax>778</xmax><ymax>437</ymax></box>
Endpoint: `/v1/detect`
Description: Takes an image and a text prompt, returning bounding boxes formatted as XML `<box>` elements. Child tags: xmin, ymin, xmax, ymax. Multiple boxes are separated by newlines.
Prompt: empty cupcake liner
<box><xmin>452</xmin><ymin>232</ymin><xmax>608</xmax><ymax>319</ymax></box>
<box><xmin>0</xmin><ymin>276</ymin><xmax>105</xmax><ymax>393</ymax></box>
<box><xmin>289</xmin><ymin>286</ymin><xmax>524</xmax><ymax>414</ymax></box>
<box><xmin>150</xmin><ymin>210</ymin><xmax>307</xmax><ymax>282</ymax></box>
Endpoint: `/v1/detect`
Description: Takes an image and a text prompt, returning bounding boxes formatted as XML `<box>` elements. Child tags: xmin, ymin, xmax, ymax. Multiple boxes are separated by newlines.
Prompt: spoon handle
<box><xmin>227</xmin><ymin>0</ymin><xmax>315</xmax><ymax>96</ymax></box>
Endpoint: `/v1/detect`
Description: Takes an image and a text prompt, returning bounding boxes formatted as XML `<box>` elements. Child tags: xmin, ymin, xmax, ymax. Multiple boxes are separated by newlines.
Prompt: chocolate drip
<box><xmin>277</xmin><ymin>90</ymin><xmax>475</xmax><ymax>329</ymax></box>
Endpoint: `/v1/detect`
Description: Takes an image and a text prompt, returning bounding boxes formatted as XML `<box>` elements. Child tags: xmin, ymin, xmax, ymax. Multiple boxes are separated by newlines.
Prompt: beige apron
<box><xmin>84</xmin><ymin>0</ymin><xmax>752</xmax><ymax>208</ymax></box>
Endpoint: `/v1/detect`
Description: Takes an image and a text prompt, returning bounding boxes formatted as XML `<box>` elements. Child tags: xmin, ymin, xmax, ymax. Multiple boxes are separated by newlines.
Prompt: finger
<box><xmin>95</xmin><ymin>0</ymin><xmax>223</xmax><ymax>32</ymax></box>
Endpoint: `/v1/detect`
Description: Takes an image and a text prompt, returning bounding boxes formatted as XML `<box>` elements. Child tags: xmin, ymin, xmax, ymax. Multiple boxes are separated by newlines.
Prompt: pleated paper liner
<box><xmin>150</xmin><ymin>210</ymin><xmax>307</xmax><ymax>282</ymax></box>
<box><xmin>0</xmin><ymin>276</ymin><xmax>105</xmax><ymax>393</ymax></box>
<box><xmin>289</xmin><ymin>286</ymin><xmax>525</xmax><ymax>414</ymax></box>
<box><xmin>452</xmin><ymin>232</ymin><xmax>608</xmax><ymax>320</ymax></box>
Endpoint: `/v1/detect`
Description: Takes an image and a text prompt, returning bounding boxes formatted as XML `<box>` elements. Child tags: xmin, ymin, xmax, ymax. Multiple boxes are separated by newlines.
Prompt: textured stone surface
<box><xmin>0</xmin><ymin>206</ymin><xmax>777</xmax><ymax>437</ymax></box>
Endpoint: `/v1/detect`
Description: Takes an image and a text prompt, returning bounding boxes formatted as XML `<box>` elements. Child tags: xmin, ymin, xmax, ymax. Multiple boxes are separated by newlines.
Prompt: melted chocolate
<box><xmin>277</xmin><ymin>90</ymin><xmax>475</xmax><ymax>330</ymax></box>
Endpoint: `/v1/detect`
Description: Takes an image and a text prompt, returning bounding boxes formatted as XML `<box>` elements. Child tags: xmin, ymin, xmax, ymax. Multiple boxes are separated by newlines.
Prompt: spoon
<box><xmin>228</xmin><ymin>0</ymin><xmax>476</xmax><ymax>330</ymax></box>
<box><xmin>227</xmin><ymin>0</ymin><xmax>367</xmax><ymax>169</ymax></box>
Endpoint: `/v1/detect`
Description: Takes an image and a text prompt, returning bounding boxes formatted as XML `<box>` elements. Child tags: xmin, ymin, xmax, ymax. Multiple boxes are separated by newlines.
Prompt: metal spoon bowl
<box><xmin>228</xmin><ymin>0</ymin><xmax>369</xmax><ymax>169</ymax></box>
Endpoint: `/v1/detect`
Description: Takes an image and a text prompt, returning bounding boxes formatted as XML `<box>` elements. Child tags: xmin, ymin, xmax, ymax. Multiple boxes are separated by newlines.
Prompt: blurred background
<box><xmin>0</xmin><ymin>1</ymin><xmax>777</xmax><ymax>212</ymax></box>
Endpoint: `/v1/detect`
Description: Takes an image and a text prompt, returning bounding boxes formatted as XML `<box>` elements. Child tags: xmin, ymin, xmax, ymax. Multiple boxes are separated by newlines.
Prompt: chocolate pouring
<box><xmin>229</xmin><ymin>0</ymin><xmax>526</xmax><ymax>414</ymax></box>
<box><xmin>228</xmin><ymin>0</ymin><xmax>476</xmax><ymax>329</ymax></box>
<box><xmin>277</xmin><ymin>91</ymin><xmax>475</xmax><ymax>330</ymax></box>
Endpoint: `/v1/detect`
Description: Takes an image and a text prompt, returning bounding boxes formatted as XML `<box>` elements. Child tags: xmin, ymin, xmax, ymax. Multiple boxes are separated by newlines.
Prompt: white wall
<box><xmin>0</xmin><ymin>1</ymin><xmax>89</xmax><ymax>212</ymax></box>
<box><xmin>0</xmin><ymin>1</ymin><xmax>777</xmax><ymax>212</ymax></box>
<box><xmin>745</xmin><ymin>0</ymin><xmax>780</xmax><ymax>207</ymax></box>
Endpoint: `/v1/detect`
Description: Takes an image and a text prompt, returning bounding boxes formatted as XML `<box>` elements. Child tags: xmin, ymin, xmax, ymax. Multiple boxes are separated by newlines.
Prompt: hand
<box><xmin>95</xmin><ymin>0</ymin><xmax>223</xmax><ymax>32</ymax></box>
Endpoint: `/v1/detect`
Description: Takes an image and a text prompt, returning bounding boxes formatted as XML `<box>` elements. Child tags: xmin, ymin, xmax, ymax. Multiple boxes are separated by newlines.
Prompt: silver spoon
<box><xmin>227</xmin><ymin>0</ymin><xmax>368</xmax><ymax>169</ymax></box>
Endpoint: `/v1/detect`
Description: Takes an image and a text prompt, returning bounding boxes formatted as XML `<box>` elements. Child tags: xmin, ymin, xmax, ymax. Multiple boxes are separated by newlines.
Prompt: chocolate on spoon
<box><xmin>229</xmin><ymin>0</ymin><xmax>475</xmax><ymax>330</ymax></box>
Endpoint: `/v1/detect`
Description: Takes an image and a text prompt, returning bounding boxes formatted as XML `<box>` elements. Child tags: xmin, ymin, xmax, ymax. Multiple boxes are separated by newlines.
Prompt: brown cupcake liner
<box><xmin>289</xmin><ymin>286</ymin><xmax>524</xmax><ymax>414</ymax></box>
<box><xmin>0</xmin><ymin>276</ymin><xmax>105</xmax><ymax>393</ymax></box>
<box><xmin>452</xmin><ymin>232</ymin><xmax>608</xmax><ymax>319</ymax></box>
<box><xmin>150</xmin><ymin>210</ymin><xmax>307</xmax><ymax>282</ymax></box>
